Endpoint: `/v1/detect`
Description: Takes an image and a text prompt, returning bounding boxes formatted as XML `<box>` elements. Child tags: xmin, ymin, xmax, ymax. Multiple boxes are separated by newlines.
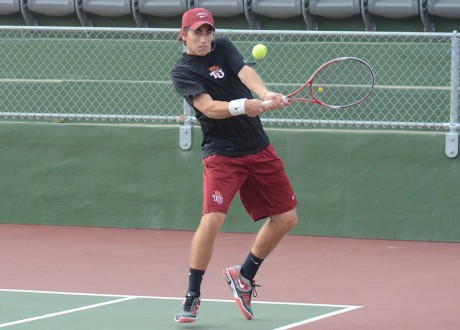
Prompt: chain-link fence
<box><xmin>0</xmin><ymin>26</ymin><xmax>458</xmax><ymax>131</ymax></box>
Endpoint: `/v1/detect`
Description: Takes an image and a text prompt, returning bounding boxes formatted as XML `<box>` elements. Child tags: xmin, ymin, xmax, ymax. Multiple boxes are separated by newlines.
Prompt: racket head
<box><xmin>290</xmin><ymin>57</ymin><xmax>375</xmax><ymax>109</ymax></box>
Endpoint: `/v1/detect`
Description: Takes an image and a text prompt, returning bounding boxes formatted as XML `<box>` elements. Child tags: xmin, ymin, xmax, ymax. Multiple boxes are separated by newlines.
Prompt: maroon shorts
<box><xmin>201</xmin><ymin>144</ymin><xmax>297</xmax><ymax>221</ymax></box>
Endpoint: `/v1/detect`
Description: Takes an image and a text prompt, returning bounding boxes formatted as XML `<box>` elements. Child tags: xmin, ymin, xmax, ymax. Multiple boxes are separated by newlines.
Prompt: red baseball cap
<box><xmin>181</xmin><ymin>8</ymin><xmax>215</xmax><ymax>30</ymax></box>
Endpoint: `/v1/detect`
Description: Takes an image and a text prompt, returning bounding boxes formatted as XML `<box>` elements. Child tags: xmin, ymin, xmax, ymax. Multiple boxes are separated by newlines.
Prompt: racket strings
<box><xmin>311</xmin><ymin>60</ymin><xmax>374</xmax><ymax>108</ymax></box>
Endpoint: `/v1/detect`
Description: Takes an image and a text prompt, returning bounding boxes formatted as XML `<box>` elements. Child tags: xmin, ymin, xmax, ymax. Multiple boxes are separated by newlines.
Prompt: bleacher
<box><xmin>0</xmin><ymin>0</ymin><xmax>459</xmax><ymax>32</ymax></box>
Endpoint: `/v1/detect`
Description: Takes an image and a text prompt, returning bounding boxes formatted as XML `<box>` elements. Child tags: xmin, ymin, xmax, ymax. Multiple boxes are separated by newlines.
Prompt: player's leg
<box><xmin>223</xmin><ymin>209</ymin><xmax>297</xmax><ymax>320</ymax></box>
<box><xmin>250</xmin><ymin>208</ymin><xmax>297</xmax><ymax>260</ymax></box>
<box><xmin>176</xmin><ymin>154</ymin><xmax>245</xmax><ymax>323</ymax></box>
<box><xmin>242</xmin><ymin>143</ymin><xmax>297</xmax><ymax>263</ymax></box>
<box><xmin>190</xmin><ymin>212</ymin><xmax>226</xmax><ymax>271</ymax></box>
<box><xmin>175</xmin><ymin>212</ymin><xmax>225</xmax><ymax>323</ymax></box>
<box><xmin>224</xmin><ymin>144</ymin><xmax>297</xmax><ymax>320</ymax></box>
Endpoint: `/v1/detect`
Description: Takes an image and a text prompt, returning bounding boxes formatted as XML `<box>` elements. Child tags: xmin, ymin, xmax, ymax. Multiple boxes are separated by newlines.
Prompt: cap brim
<box><xmin>189</xmin><ymin>21</ymin><xmax>215</xmax><ymax>30</ymax></box>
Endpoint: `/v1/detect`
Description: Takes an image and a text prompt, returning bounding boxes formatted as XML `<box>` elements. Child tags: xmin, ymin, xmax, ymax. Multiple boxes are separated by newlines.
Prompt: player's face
<box><xmin>182</xmin><ymin>25</ymin><xmax>214</xmax><ymax>56</ymax></box>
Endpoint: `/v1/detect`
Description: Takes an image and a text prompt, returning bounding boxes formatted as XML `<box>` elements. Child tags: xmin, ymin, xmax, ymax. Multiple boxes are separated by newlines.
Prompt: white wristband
<box><xmin>228</xmin><ymin>98</ymin><xmax>247</xmax><ymax>116</ymax></box>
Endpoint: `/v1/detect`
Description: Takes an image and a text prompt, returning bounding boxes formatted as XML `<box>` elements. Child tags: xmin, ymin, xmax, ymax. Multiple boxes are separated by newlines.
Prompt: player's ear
<box><xmin>179</xmin><ymin>28</ymin><xmax>188</xmax><ymax>42</ymax></box>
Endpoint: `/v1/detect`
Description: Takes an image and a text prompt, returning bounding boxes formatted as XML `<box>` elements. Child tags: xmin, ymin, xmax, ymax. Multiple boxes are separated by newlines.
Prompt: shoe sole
<box><xmin>174</xmin><ymin>317</ymin><xmax>196</xmax><ymax>323</ymax></box>
<box><xmin>223</xmin><ymin>269</ymin><xmax>253</xmax><ymax>320</ymax></box>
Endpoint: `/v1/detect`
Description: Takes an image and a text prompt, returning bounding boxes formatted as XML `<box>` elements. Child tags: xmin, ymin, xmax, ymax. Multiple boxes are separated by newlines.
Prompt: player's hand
<box><xmin>243</xmin><ymin>92</ymin><xmax>287</xmax><ymax>117</ymax></box>
<box><xmin>244</xmin><ymin>99</ymin><xmax>267</xmax><ymax>117</ymax></box>
<box><xmin>262</xmin><ymin>91</ymin><xmax>288</xmax><ymax>112</ymax></box>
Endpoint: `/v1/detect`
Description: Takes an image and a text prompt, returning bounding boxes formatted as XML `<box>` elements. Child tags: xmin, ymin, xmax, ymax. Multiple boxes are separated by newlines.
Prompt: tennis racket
<box><xmin>264</xmin><ymin>57</ymin><xmax>375</xmax><ymax>109</ymax></box>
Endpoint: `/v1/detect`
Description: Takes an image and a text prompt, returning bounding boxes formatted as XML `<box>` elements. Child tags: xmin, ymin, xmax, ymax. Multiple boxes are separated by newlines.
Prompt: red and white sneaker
<box><xmin>174</xmin><ymin>292</ymin><xmax>200</xmax><ymax>323</ymax></box>
<box><xmin>223</xmin><ymin>265</ymin><xmax>259</xmax><ymax>320</ymax></box>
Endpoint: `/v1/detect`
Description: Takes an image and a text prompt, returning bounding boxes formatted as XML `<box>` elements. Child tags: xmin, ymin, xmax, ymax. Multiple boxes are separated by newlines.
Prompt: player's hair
<box><xmin>177</xmin><ymin>28</ymin><xmax>188</xmax><ymax>43</ymax></box>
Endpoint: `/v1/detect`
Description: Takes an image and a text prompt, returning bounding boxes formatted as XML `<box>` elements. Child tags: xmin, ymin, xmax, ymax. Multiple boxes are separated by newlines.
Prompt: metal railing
<box><xmin>0</xmin><ymin>26</ymin><xmax>458</xmax><ymax>156</ymax></box>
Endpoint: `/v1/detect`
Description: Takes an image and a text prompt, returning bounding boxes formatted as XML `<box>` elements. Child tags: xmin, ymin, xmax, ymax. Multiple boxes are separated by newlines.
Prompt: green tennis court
<box><xmin>0</xmin><ymin>289</ymin><xmax>360</xmax><ymax>329</ymax></box>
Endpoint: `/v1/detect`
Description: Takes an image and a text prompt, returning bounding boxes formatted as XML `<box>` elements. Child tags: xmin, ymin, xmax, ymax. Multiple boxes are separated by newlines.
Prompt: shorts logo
<box><xmin>212</xmin><ymin>190</ymin><xmax>224</xmax><ymax>204</ymax></box>
<box><xmin>208</xmin><ymin>65</ymin><xmax>225</xmax><ymax>79</ymax></box>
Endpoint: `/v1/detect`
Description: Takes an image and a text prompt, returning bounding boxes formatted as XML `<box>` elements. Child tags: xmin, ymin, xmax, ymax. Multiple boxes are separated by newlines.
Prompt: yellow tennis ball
<box><xmin>252</xmin><ymin>44</ymin><xmax>267</xmax><ymax>60</ymax></box>
<box><xmin>318</xmin><ymin>87</ymin><xmax>324</xmax><ymax>93</ymax></box>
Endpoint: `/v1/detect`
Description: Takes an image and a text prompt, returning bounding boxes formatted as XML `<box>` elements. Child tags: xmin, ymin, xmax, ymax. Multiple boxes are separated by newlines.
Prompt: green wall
<box><xmin>1</xmin><ymin>121</ymin><xmax>458</xmax><ymax>242</ymax></box>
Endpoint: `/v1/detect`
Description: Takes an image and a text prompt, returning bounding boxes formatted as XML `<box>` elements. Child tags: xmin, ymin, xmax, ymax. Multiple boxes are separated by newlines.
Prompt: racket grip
<box><xmin>262</xmin><ymin>96</ymin><xmax>288</xmax><ymax>105</ymax></box>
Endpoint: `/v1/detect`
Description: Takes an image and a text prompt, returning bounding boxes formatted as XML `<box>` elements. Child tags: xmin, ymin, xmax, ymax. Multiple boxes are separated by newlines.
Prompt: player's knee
<box><xmin>272</xmin><ymin>208</ymin><xmax>297</xmax><ymax>231</ymax></box>
<box><xmin>200</xmin><ymin>213</ymin><xmax>225</xmax><ymax>233</ymax></box>
<box><xmin>286</xmin><ymin>211</ymin><xmax>297</xmax><ymax>230</ymax></box>
<box><xmin>282</xmin><ymin>209</ymin><xmax>298</xmax><ymax>231</ymax></box>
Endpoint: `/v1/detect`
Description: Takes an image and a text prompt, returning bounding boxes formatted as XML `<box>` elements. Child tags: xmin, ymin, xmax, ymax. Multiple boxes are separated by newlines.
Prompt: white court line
<box><xmin>0</xmin><ymin>295</ymin><xmax>136</xmax><ymax>328</ymax></box>
<box><xmin>272</xmin><ymin>305</ymin><xmax>362</xmax><ymax>330</ymax></box>
<box><xmin>0</xmin><ymin>288</ymin><xmax>360</xmax><ymax>307</ymax></box>
<box><xmin>0</xmin><ymin>289</ymin><xmax>362</xmax><ymax>328</ymax></box>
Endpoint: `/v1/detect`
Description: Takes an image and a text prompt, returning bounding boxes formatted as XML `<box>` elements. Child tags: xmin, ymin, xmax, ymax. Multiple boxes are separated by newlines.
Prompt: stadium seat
<box><xmin>138</xmin><ymin>0</ymin><xmax>187</xmax><ymax>17</ymax></box>
<box><xmin>251</xmin><ymin>0</ymin><xmax>302</xmax><ymax>18</ymax></box>
<box><xmin>27</xmin><ymin>0</ymin><xmax>75</xmax><ymax>16</ymax></box>
<box><xmin>16</xmin><ymin>0</ymin><xmax>37</xmax><ymax>25</ymax></box>
<box><xmin>367</xmin><ymin>0</ymin><xmax>419</xmax><ymax>19</ymax></box>
<box><xmin>82</xmin><ymin>0</ymin><xmax>131</xmax><ymax>17</ymax></box>
<box><xmin>426</xmin><ymin>0</ymin><xmax>460</xmax><ymax>18</ymax></box>
<box><xmin>309</xmin><ymin>0</ymin><xmax>361</xmax><ymax>18</ymax></box>
<box><xmin>188</xmin><ymin>0</ymin><xmax>244</xmax><ymax>17</ymax></box>
<box><xmin>243</xmin><ymin>0</ymin><xmax>260</xmax><ymax>29</ymax></box>
<box><xmin>0</xmin><ymin>0</ymin><xmax>20</xmax><ymax>15</ymax></box>
<box><xmin>131</xmin><ymin>0</ymin><xmax>145</xmax><ymax>27</ymax></box>
<box><xmin>360</xmin><ymin>0</ymin><xmax>376</xmax><ymax>31</ymax></box>
<box><xmin>419</xmin><ymin>0</ymin><xmax>435</xmax><ymax>32</ymax></box>
<box><xmin>301</xmin><ymin>0</ymin><xmax>318</xmax><ymax>30</ymax></box>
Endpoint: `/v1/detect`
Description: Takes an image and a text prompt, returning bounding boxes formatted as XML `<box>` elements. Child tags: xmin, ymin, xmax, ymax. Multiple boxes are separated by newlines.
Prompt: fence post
<box><xmin>445</xmin><ymin>30</ymin><xmax>459</xmax><ymax>158</ymax></box>
<box><xmin>179</xmin><ymin>100</ymin><xmax>193</xmax><ymax>150</ymax></box>
<box><xmin>179</xmin><ymin>42</ymin><xmax>193</xmax><ymax>151</ymax></box>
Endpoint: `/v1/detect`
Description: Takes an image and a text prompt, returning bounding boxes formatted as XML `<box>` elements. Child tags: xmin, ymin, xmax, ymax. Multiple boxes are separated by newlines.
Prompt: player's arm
<box><xmin>191</xmin><ymin>63</ymin><xmax>287</xmax><ymax>118</ymax></box>
<box><xmin>237</xmin><ymin>65</ymin><xmax>285</xmax><ymax>109</ymax></box>
<box><xmin>192</xmin><ymin>93</ymin><xmax>234</xmax><ymax>119</ymax></box>
<box><xmin>192</xmin><ymin>92</ymin><xmax>268</xmax><ymax>119</ymax></box>
<box><xmin>192</xmin><ymin>65</ymin><xmax>285</xmax><ymax>118</ymax></box>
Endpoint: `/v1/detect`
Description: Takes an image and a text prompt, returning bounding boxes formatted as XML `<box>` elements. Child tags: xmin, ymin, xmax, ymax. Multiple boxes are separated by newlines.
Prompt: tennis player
<box><xmin>170</xmin><ymin>8</ymin><xmax>298</xmax><ymax>323</ymax></box>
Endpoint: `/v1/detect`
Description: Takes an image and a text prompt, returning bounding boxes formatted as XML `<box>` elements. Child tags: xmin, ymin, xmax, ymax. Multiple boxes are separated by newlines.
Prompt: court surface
<box><xmin>0</xmin><ymin>289</ymin><xmax>358</xmax><ymax>329</ymax></box>
<box><xmin>1</xmin><ymin>224</ymin><xmax>459</xmax><ymax>329</ymax></box>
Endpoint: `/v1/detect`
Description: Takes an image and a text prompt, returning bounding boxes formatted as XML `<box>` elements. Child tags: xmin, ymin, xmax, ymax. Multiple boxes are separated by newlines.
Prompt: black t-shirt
<box><xmin>170</xmin><ymin>36</ymin><xmax>269</xmax><ymax>158</ymax></box>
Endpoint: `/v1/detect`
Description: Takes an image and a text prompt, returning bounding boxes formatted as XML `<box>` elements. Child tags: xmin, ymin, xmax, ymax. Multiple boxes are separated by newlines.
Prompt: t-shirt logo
<box><xmin>208</xmin><ymin>65</ymin><xmax>225</xmax><ymax>79</ymax></box>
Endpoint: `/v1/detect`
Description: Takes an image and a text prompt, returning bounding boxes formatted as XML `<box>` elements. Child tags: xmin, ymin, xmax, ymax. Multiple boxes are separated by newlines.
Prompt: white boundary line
<box><xmin>272</xmin><ymin>305</ymin><xmax>362</xmax><ymax>330</ymax></box>
<box><xmin>0</xmin><ymin>289</ymin><xmax>362</xmax><ymax>329</ymax></box>
<box><xmin>0</xmin><ymin>288</ymin><xmax>361</xmax><ymax>307</ymax></box>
